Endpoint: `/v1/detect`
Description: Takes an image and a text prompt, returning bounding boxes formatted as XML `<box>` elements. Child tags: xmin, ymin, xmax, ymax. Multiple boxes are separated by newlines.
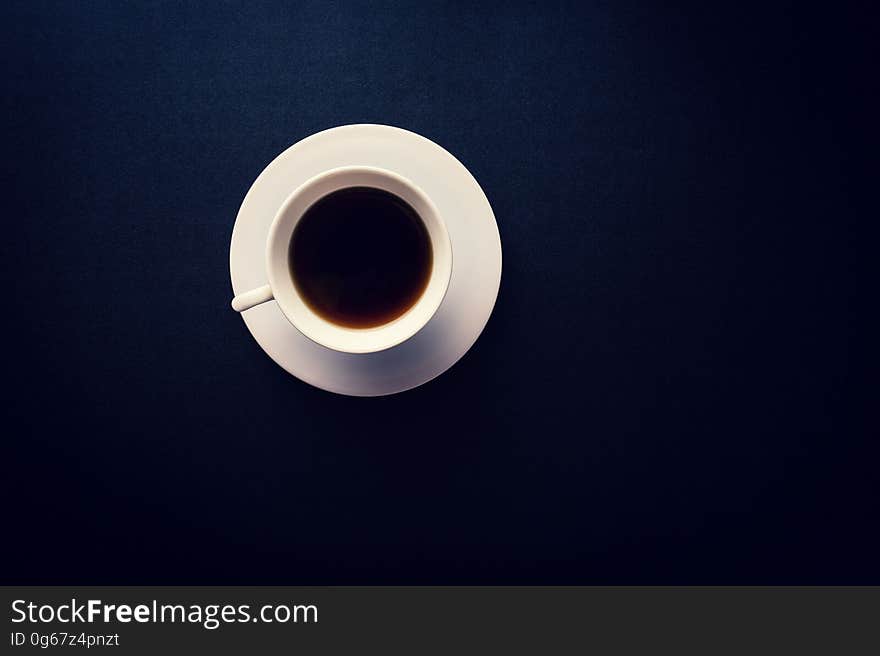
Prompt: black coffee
<box><xmin>289</xmin><ymin>187</ymin><xmax>433</xmax><ymax>328</ymax></box>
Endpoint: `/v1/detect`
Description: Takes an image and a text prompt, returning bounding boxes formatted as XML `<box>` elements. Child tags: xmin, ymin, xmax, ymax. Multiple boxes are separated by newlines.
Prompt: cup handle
<box><xmin>231</xmin><ymin>284</ymin><xmax>274</xmax><ymax>313</ymax></box>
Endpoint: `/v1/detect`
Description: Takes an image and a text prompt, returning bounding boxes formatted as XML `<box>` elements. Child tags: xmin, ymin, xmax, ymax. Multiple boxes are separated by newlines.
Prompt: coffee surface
<box><xmin>289</xmin><ymin>187</ymin><xmax>433</xmax><ymax>328</ymax></box>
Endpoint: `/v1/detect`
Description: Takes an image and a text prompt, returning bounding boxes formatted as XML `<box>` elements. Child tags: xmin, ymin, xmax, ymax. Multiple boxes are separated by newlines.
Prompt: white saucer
<box><xmin>229</xmin><ymin>124</ymin><xmax>502</xmax><ymax>396</ymax></box>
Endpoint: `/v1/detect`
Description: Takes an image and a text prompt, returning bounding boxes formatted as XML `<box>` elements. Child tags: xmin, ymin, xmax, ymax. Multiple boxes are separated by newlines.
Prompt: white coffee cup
<box><xmin>231</xmin><ymin>166</ymin><xmax>452</xmax><ymax>354</ymax></box>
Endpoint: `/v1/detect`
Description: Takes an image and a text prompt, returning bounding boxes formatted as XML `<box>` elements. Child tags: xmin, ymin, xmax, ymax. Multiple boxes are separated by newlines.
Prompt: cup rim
<box><xmin>265</xmin><ymin>165</ymin><xmax>452</xmax><ymax>354</ymax></box>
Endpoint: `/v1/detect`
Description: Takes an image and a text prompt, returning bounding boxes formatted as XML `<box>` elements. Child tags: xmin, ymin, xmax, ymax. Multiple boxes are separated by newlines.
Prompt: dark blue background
<box><xmin>2</xmin><ymin>1</ymin><xmax>873</xmax><ymax>583</ymax></box>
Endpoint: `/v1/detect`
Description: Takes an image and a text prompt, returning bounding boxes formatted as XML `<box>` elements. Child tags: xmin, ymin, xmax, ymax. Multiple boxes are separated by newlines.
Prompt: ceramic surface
<box><xmin>229</xmin><ymin>124</ymin><xmax>502</xmax><ymax>396</ymax></box>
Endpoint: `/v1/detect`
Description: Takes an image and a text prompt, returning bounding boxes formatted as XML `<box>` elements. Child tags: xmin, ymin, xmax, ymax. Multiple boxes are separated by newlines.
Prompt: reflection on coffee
<box><xmin>289</xmin><ymin>187</ymin><xmax>433</xmax><ymax>329</ymax></box>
